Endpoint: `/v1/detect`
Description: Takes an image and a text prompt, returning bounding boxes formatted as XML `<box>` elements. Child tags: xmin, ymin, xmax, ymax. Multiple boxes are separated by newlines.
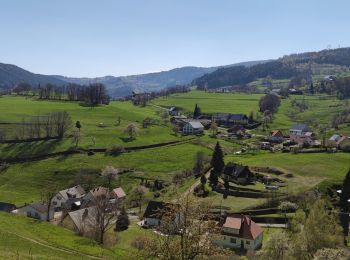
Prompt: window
<box><xmin>230</xmin><ymin>238</ymin><xmax>236</xmax><ymax>244</ymax></box>
<box><xmin>246</xmin><ymin>240</ymin><xmax>250</xmax><ymax>245</ymax></box>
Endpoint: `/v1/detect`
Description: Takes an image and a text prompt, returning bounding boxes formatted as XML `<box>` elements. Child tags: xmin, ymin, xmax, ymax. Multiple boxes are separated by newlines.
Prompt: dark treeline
<box><xmin>283</xmin><ymin>47</ymin><xmax>350</xmax><ymax>67</ymax></box>
<box><xmin>12</xmin><ymin>82</ymin><xmax>110</xmax><ymax>105</ymax></box>
<box><xmin>318</xmin><ymin>77</ymin><xmax>350</xmax><ymax>99</ymax></box>
<box><xmin>1</xmin><ymin>111</ymin><xmax>72</xmax><ymax>141</ymax></box>
<box><xmin>193</xmin><ymin>61</ymin><xmax>302</xmax><ymax>89</ymax></box>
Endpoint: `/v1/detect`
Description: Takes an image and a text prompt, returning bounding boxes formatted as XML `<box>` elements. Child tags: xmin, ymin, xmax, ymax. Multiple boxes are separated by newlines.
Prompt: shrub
<box><xmin>131</xmin><ymin>236</ymin><xmax>149</xmax><ymax>250</ymax></box>
<box><xmin>106</xmin><ymin>145</ymin><xmax>125</xmax><ymax>156</ymax></box>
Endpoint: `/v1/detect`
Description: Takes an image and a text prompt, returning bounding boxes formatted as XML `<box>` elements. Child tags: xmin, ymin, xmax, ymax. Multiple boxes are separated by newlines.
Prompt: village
<box><xmin>0</xmin><ymin>99</ymin><xmax>348</xmax><ymax>256</ymax></box>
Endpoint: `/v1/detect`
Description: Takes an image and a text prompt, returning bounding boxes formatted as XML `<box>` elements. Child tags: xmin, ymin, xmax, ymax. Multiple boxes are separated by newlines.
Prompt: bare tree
<box><xmin>136</xmin><ymin>195</ymin><xmax>230</xmax><ymax>259</ymax></box>
<box><xmin>52</xmin><ymin>111</ymin><xmax>72</xmax><ymax>138</ymax></box>
<box><xmin>71</xmin><ymin>130</ymin><xmax>81</xmax><ymax>148</ymax></box>
<box><xmin>93</xmin><ymin>193</ymin><xmax>119</xmax><ymax>244</ymax></box>
<box><xmin>43</xmin><ymin>182</ymin><xmax>58</xmax><ymax>222</ymax></box>
<box><xmin>101</xmin><ymin>166</ymin><xmax>119</xmax><ymax>188</ymax></box>
<box><xmin>124</xmin><ymin>123</ymin><xmax>139</xmax><ymax>140</ymax></box>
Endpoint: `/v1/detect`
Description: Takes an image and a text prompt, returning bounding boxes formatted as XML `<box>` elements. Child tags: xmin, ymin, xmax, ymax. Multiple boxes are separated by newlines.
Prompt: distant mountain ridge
<box><xmin>0</xmin><ymin>63</ymin><xmax>65</xmax><ymax>89</ymax></box>
<box><xmin>0</xmin><ymin>60</ymin><xmax>267</xmax><ymax>97</ymax></box>
<box><xmin>53</xmin><ymin>60</ymin><xmax>267</xmax><ymax>97</ymax></box>
<box><xmin>193</xmin><ymin>47</ymin><xmax>350</xmax><ymax>89</ymax></box>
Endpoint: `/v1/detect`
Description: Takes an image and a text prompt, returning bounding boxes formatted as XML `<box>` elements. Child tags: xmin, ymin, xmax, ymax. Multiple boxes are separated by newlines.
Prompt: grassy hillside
<box><xmin>0</xmin><ymin>213</ymin><xmax>122</xmax><ymax>259</ymax></box>
<box><xmin>153</xmin><ymin>90</ymin><xmax>262</xmax><ymax>114</ymax></box>
<box><xmin>0</xmin><ymin>95</ymin><xmax>186</xmax><ymax>158</ymax></box>
<box><xmin>0</xmin><ymin>142</ymin><xmax>210</xmax><ymax>205</ymax></box>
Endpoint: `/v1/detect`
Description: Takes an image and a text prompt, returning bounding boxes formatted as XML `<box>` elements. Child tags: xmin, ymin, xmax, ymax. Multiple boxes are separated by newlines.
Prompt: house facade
<box><xmin>269</xmin><ymin>130</ymin><xmax>284</xmax><ymax>142</ymax></box>
<box><xmin>216</xmin><ymin>215</ymin><xmax>263</xmax><ymax>250</ymax></box>
<box><xmin>223</xmin><ymin>163</ymin><xmax>254</xmax><ymax>184</ymax></box>
<box><xmin>16</xmin><ymin>201</ymin><xmax>54</xmax><ymax>221</ymax></box>
<box><xmin>289</xmin><ymin>123</ymin><xmax>310</xmax><ymax>136</ymax></box>
<box><xmin>213</xmin><ymin>113</ymin><xmax>249</xmax><ymax>127</ymax></box>
<box><xmin>143</xmin><ymin>200</ymin><xmax>181</xmax><ymax>229</ymax></box>
<box><xmin>182</xmin><ymin>121</ymin><xmax>204</xmax><ymax>135</ymax></box>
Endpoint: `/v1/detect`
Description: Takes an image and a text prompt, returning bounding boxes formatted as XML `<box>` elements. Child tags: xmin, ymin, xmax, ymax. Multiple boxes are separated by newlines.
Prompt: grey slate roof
<box><xmin>290</xmin><ymin>124</ymin><xmax>310</xmax><ymax>132</ymax></box>
<box><xmin>68</xmin><ymin>206</ymin><xmax>98</xmax><ymax>231</ymax></box>
<box><xmin>188</xmin><ymin>121</ymin><xmax>204</xmax><ymax>129</ymax></box>
<box><xmin>58</xmin><ymin>185</ymin><xmax>85</xmax><ymax>200</ymax></box>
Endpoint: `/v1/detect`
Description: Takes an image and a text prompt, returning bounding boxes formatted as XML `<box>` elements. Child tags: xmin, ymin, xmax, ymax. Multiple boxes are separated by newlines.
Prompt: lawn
<box><xmin>152</xmin><ymin>90</ymin><xmax>262</xmax><ymax>115</ymax></box>
<box><xmin>0</xmin><ymin>212</ymin><xmax>122</xmax><ymax>259</ymax></box>
<box><xmin>0</xmin><ymin>95</ymin><xmax>183</xmax><ymax>158</ymax></box>
<box><xmin>226</xmin><ymin>152</ymin><xmax>350</xmax><ymax>193</ymax></box>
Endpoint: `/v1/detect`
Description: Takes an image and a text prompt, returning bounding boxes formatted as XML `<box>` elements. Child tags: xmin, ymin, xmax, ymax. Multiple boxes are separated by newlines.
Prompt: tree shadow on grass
<box><xmin>2</xmin><ymin>139</ymin><xmax>62</xmax><ymax>158</ymax></box>
<box><xmin>119</xmin><ymin>137</ymin><xmax>134</xmax><ymax>143</ymax></box>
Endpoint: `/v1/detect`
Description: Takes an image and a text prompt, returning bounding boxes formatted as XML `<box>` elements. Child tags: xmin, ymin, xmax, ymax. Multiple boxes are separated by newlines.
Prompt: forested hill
<box><xmin>54</xmin><ymin>60</ymin><xmax>267</xmax><ymax>97</ymax></box>
<box><xmin>0</xmin><ymin>63</ymin><xmax>65</xmax><ymax>90</ymax></box>
<box><xmin>192</xmin><ymin>47</ymin><xmax>350</xmax><ymax>89</ymax></box>
<box><xmin>0</xmin><ymin>60</ymin><xmax>267</xmax><ymax>97</ymax></box>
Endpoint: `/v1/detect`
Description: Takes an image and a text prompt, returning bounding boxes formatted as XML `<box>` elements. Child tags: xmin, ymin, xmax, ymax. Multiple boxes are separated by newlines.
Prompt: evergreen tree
<box><xmin>193</xmin><ymin>104</ymin><xmax>201</xmax><ymax>119</ymax></box>
<box><xmin>115</xmin><ymin>206</ymin><xmax>130</xmax><ymax>231</ymax></box>
<box><xmin>340</xmin><ymin>169</ymin><xmax>350</xmax><ymax>238</ymax></box>
<box><xmin>211</xmin><ymin>142</ymin><xmax>225</xmax><ymax>175</ymax></box>
<box><xmin>75</xmin><ymin>120</ymin><xmax>82</xmax><ymax>131</ymax></box>
<box><xmin>208</xmin><ymin>170</ymin><xmax>218</xmax><ymax>187</ymax></box>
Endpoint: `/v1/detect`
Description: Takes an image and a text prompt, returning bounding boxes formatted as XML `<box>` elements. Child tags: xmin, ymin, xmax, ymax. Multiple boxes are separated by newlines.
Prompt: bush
<box><xmin>106</xmin><ymin>145</ymin><xmax>125</xmax><ymax>156</ymax></box>
<box><xmin>278</xmin><ymin>201</ymin><xmax>298</xmax><ymax>212</ymax></box>
<box><xmin>115</xmin><ymin>207</ymin><xmax>130</xmax><ymax>231</ymax></box>
<box><xmin>131</xmin><ymin>235</ymin><xmax>149</xmax><ymax>250</ymax></box>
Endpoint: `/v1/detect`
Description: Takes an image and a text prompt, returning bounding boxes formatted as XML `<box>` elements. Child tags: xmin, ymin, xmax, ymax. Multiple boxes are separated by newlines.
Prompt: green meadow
<box><xmin>0</xmin><ymin>95</ymin><xmax>183</xmax><ymax>158</ymax></box>
<box><xmin>153</xmin><ymin>90</ymin><xmax>262</xmax><ymax>114</ymax></box>
<box><xmin>0</xmin><ymin>212</ymin><xmax>121</xmax><ymax>259</ymax></box>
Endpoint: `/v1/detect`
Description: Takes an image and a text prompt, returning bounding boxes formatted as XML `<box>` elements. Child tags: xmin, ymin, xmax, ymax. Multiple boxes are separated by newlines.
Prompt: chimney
<box><xmin>241</xmin><ymin>214</ymin><xmax>244</xmax><ymax>224</ymax></box>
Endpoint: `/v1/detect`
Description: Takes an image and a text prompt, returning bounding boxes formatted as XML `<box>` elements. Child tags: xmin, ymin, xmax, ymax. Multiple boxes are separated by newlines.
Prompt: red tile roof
<box><xmin>223</xmin><ymin>214</ymin><xmax>263</xmax><ymax>240</ymax></box>
<box><xmin>112</xmin><ymin>187</ymin><xmax>126</xmax><ymax>199</ymax></box>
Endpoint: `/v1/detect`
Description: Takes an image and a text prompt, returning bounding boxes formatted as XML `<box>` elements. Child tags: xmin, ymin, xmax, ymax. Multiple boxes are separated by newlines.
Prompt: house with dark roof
<box><xmin>289</xmin><ymin>124</ymin><xmax>310</xmax><ymax>136</ymax></box>
<box><xmin>81</xmin><ymin>186</ymin><xmax>111</xmax><ymax>208</ymax></box>
<box><xmin>51</xmin><ymin>185</ymin><xmax>85</xmax><ymax>211</ymax></box>
<box><xmin>216</xmin><ymin>214</ymin><xmax>263</xmax><ymax>250</ymax></box>
<box><xmin>223</xmin><ymin>163</ymin><xmax>254</xmax><ymax>184</ymax></box>
<box><xmin>182</xmin><ymin>121</ymin><xmax>204</xmax><ymax>135</ymax></box>
<box><xmin>62</xmin><ymin>206</ymin><xmax>98</xmax><ymax>237</ymax></box>
<box><xmin>16</xmin><ymin>201</ymin><xmax>54</xmax><ymax>221</ymax></box>
<box><xmin>142</xmin><ymin>200</ymin><xmax>180</xmax><ymax>228</ymax></box>
<box><xmin>212</xmin><ymin>113</ymin><xmax>248</xmax><ymax>127</ymax></box>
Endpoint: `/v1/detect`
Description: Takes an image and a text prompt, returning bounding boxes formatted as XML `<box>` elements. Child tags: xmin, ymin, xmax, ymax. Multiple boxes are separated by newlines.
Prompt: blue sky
<box><xmin>1</xmin><ymin>0</ymin><xmax>350</xmax><ymax>77</ymax></box>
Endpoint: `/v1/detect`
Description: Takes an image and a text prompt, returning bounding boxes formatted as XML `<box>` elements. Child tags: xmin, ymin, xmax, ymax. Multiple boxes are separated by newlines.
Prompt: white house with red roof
<box><xmin>216</xmin><ymin>214</ymin><xmax>263</xmax><ymax>250</ymax></box>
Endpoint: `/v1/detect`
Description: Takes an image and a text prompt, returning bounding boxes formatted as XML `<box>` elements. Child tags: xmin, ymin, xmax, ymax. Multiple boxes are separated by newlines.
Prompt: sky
<box><xmin>1</xmin><ymin>0</ymin><xmax>350</xmax><ymax>77</ymax></box>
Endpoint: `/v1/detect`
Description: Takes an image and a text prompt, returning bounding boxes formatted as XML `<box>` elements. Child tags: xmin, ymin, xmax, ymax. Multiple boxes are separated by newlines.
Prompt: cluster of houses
<box><xmin>168</xmin><ymin>106</ymin><xmax>252</xmax><ymax>137</ymax></box>
<box><xmin>11</xmin><ymin>185</ymin><xmax>126</xmax><ymax>234</ymax></box>
<box><xmin>263</xmin><ymin>123</ymin><xmax>350</xmax><ymax>151</ymax></box>
<box><xmin>141</xmin><ymin>200</ymin><xmax>263</xmax><ymax>251</ymax></box>
<box><xmin>262</xmin><ymin>123</ymin><xmax>318</xmax><ymax>150</ymax></box>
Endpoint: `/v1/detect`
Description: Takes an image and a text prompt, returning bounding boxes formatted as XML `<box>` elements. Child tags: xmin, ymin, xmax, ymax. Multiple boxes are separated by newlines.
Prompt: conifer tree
<box><xmin>211</xmin><ymin>141</ymin><xmax>225</xmax><ymax>175</ymax></box>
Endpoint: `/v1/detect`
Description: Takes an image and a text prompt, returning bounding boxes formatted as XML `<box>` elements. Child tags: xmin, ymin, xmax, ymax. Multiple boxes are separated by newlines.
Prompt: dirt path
<box><xmin>3</xmin><ymin>230</ymin><xmax>106</xmax><ymax>259</ymax></box>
